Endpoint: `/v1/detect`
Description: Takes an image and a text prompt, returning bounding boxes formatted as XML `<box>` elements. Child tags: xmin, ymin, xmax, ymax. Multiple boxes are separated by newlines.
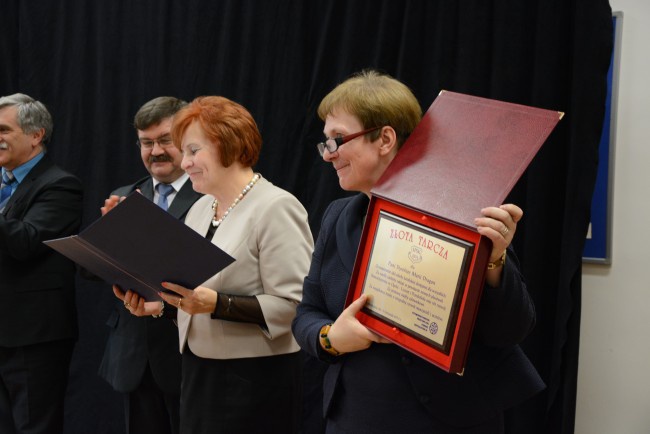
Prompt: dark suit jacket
<box><xmin>98</xmin><ymin>176</ymin><xmax>202</xmax><ymax>394</ymax></box>
<box><xmin>292</xmin><ymin>194</ymin><xmax>545</xmax><ymax>433</ymax></box>
<box><xmin>0</xmin><ymin>155</ymin><xmax>83</xmax><ymax>347</ymax></box>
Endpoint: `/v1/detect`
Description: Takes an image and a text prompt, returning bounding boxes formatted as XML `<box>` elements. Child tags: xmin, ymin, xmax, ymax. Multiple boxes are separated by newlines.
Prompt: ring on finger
<box><xmin>177</xmin><ymin>298</ymin><xmax>182</xmax><ymax>309</ymax></box>
<box><xmin>501</xmin><ymin>226</ymin><xmax>509</xmax><ymax>236</ymax></box>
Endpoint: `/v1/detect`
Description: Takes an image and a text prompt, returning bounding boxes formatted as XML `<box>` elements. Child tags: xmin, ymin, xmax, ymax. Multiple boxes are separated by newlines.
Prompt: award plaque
<box><xmin>346</xmin><ymin>91</ymin><xmax>562</xmax><ymax>373</ymax></box>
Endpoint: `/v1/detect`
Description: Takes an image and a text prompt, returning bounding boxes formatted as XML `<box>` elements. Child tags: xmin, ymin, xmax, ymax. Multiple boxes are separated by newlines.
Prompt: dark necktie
<box><xmin>0</xmin><ymin>170</ymin><xmax>16</xmax><ymax>209</ymax></box>
<box><xmin>156</xmin><ymin>183</ymin><xmax>174</xmax><ymax>211</ymax></box>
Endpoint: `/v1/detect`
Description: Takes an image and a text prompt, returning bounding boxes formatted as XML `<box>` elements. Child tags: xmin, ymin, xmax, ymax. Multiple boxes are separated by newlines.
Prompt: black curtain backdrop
<box><xmin>1</xmin><ymin>1</ymin><xmax>613</xmax><ymax>433</ymax></box>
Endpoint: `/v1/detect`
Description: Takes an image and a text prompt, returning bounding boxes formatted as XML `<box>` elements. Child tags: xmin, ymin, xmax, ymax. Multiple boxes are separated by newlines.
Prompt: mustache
<box><xmin>148</xmin><ymin>154</ymin><xmax>173</xmax><ymax>164</ymax></box>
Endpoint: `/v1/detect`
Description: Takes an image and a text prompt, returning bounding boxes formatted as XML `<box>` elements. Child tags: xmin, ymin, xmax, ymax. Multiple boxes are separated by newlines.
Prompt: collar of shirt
<box><xmin>3</xmin><ymin>152</ymin><xmax>45</xmax><ymax>184</ymax></box>
<box><xmin>152</xmin><ymin>172</ymin><xmax>190</xmax><ymax>205</ymax></box>
<box><xmin>152</xmin><ymin>172</ymin><xmax>189</xmax><ymax>193</ymax></box>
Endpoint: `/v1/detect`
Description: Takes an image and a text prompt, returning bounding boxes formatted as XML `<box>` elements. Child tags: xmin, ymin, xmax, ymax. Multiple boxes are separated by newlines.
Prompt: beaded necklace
<box><xmin>211</xmin><ymin>173</ymin><xmax>260</xmax><ymax>228</ymax></box>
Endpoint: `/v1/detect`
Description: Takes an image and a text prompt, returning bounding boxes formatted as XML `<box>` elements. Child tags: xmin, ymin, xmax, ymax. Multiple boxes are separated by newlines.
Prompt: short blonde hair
<box><xmin>318</xmin><ymin>70</ymin><xmax>422</xmax><ymax>148</ymax></box>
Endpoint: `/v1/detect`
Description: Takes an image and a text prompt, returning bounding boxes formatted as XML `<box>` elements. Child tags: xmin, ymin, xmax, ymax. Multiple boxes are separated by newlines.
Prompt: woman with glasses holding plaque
<box><xmin>120</xmin><ymin>96</ymin><xmax>313</xmax><ymax>434</ymax></box>
<box><xmin>292</xmin><ymin>70</ymin><xmax>544</xmax><ymax>434</ymax></box>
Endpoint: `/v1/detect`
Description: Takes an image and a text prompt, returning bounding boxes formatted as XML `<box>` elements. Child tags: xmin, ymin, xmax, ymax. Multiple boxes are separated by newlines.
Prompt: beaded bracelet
<box><xmin>319</xmin><ymin>324</ymin><xmax>344</xmax><ymax>356</ymax></box>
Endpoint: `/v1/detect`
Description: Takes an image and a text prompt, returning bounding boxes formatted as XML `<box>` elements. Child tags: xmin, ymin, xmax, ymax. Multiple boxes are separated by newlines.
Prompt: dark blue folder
<box><xmin>45</xmin><ymin>192</ymin><xmax>235</xmax><ymax>301</ymax></box>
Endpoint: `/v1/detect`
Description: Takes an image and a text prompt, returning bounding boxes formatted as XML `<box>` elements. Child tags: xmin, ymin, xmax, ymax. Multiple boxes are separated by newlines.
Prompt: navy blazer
<box><xmin>97</xmin><ymin>176</ymin><xmax>202</xmax><ymax>393</ymax></box>
<box><xmin>292</xmin><ymin>194</ymin><xmax>545</xmax><ymax>432</ymax></box>
<box><xmin>0</xmin><ymin>155</ymin><xmax>83</xmax><ymax>347</ymax></box>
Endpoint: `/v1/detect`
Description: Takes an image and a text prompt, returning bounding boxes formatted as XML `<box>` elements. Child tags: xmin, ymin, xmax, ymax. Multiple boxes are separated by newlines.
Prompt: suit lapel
<box><xmin>140</xmin><ymin>178</ymin><xmax>154</xmax><ymax>202</ymax></box>
<box><xmin>335</xmin><ymin>194</ymin><xmax>370</xmax><ymax>275</ymax></box>
<box><xmin>1</xmin><ymin>155</ymin><xmax>53</xmax><ymax>216</ymax></box>
<box><xmin>167</xmin><ymin>179</ymin><xmax>202</xmax><ymax>220</ymax></box>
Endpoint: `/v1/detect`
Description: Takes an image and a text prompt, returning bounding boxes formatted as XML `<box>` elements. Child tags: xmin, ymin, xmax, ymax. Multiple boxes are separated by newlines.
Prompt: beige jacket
<box><xmin>177</xmin><ymin>177</ymin><xmax>313</xmax><ymax>359</ymax></box>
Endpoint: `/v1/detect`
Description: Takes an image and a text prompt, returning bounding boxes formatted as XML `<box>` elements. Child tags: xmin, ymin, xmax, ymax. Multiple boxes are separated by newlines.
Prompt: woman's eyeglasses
<box><xmin>316</xmin><ymin>126</ymin><xmax>382</xmax><ymax>156</ymax></box>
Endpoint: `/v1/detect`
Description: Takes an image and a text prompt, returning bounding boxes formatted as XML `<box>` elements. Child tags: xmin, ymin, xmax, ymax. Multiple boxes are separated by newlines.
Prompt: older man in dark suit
<box><xmin>0</xmin><ymin>93</ymin><xmax>83</xmax><ymax>434</ymax></box>
<box><xmin>96</xmin><ymin>96</ymin><xmax>202</xmax><ymax>434</ymax></box>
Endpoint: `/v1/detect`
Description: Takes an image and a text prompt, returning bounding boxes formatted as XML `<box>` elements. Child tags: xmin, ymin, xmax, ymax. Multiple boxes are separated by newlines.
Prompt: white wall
<box><xmin>576</xmin><ymin>2</ymin><xmax>650</xmax><ymax>433</ymax></box>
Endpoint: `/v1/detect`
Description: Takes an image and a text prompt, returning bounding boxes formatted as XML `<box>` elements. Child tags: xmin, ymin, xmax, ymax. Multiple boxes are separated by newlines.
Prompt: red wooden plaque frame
<box><xmin>346</xmin><ymin>196</ymin><xmax>492</xmax><ymax>373</ymax></box>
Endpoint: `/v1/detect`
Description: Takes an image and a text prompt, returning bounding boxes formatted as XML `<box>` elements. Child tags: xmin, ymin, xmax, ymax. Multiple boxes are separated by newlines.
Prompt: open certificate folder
<box><xmin>45</xmin><ymin>192</ymin><xmax>235</xmax><ymax>301</ymax></box>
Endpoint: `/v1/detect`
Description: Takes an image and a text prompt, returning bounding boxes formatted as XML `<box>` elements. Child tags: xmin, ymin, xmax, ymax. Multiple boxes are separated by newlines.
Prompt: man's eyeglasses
<box><xmin>316</xmin><ymin>126</ymin><xmax>382</xmax><ymax>157</ymax></box>
<box><xmin>137</xmin><ymin>135</ymin><xmax>174</xmax><ymax>149</ymax></box>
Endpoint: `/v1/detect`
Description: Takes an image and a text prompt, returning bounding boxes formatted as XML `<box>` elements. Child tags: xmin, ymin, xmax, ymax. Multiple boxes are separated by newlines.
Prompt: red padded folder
<box><xmin>373</xmin><ymin>90</ymin><xmax>563</xmax><ymax>227</ymax></box>
<box><xmin>346</xmin><ymin>91</ymin><xmax>562</xmax><ymax>373</ymax></box>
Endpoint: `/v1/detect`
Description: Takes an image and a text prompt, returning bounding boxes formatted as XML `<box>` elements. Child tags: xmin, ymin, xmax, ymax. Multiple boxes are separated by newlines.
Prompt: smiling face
<box><xmin>321</xmin><ymin>108</ymin><xmax>396</xmax><ymax>195</ymax></box>
<box><xmin>0</xmin><ymin>105</ymin><xmax>43</xmax><ymax>170</ymax></box>
<box><xmin>138</xmin><ymin>117</ymin><xmax>185</xmax><ymax>183</ymax></box>
<box><xmin>180</xmin><ymin>120</ymin><xmax>223</xmax><ymax>195</ymax></box>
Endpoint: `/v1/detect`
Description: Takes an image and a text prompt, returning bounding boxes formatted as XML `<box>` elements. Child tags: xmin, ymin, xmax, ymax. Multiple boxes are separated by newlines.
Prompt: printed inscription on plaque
<box><xmin>361</xmin><ymin>211</ymin><xmax>473</xmax><ymax>352</ymax></box>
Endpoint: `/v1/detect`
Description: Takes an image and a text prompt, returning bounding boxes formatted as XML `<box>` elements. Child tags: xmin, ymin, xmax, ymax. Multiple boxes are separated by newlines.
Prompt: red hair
<box><xmin>171</xmin><ymin>96</ymin><xmax>261</xmax><ymax>167</ymax></box>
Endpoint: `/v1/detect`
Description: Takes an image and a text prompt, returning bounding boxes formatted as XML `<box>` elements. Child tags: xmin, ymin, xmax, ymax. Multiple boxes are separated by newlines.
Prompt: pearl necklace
<box><xmin>211</xmin><ymin>173</ymin><xmax>260</xmax><ymax>228</ymax></box>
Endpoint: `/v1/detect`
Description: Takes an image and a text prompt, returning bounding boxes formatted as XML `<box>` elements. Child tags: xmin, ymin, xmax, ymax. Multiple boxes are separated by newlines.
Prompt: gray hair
<box><xmin>134</xmin><ymin>96</ymin><xmax>187</xmax><ymax>130</ymax></box>
<box><xmin>0</xmin><ymin>93</ymin><xmax>53</xmax><ymax>145</ymax></box>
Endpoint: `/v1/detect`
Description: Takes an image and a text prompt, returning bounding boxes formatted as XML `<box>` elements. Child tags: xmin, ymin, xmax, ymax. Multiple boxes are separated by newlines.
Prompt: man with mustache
<box><xmin>97</xmin><ymin>97</ymin><xmax>202</xmax><ymax>434</ymax></box>
<box><xmin>0</xmin><ymin>93</ymin><xmax>83</xmax><ymax>433</ymax></box>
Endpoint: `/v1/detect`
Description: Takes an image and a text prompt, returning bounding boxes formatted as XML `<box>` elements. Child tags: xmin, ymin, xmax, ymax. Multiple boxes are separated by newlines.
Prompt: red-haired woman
<box><xmin>121</xmin><ymin>96</ymin><xmax>313</xmax><ymax>433</ymax></box>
